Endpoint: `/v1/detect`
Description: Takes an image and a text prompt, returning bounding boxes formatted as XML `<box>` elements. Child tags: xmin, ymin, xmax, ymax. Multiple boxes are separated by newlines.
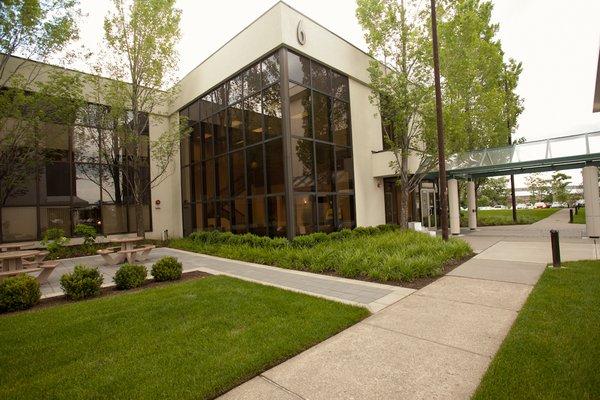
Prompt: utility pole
<box><xmin>430</xmin><ymin>0</ymin><xmax>449</xmax><ymax>240</ymax></box>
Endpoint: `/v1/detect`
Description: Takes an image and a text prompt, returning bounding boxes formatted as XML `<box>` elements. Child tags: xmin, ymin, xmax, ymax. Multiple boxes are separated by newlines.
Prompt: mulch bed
<box><xmin>2</xmin><ymin>270</ymin><xmax>211</xmax><ymax>316</ymax></box>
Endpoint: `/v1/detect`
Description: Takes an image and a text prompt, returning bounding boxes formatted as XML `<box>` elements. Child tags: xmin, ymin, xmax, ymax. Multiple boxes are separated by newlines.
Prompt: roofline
<box><xmin>175</xmin><ymin>1</ymin><xmax>375</xmax><ymax>86</ymax></box>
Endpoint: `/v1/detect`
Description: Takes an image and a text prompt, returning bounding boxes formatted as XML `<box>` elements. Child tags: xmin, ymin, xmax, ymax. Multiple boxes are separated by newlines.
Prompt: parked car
<box><xmin>550</xmin><ymin>202</ymin><xmax>568</xmax><ymax>208</ymax></box>
<box><xmin>516</xmin><ymin>203</ymin><xmax>528</xmax><ymax>210</ymax></box>
<box><xmin>576</xmin><ymin>199</ymin><xmax>585</xmax><ymax>207</ymax></box>
<box><xmin>534</xmin><ymin>202</ymin><xmax>547</xmax><ymax>209</ymax></box>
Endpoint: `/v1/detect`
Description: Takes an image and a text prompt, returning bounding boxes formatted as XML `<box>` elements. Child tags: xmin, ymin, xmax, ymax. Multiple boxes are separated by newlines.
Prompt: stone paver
<box><xmin>38</xmin><ymin>247</ymin><xmax>409</xmax><ymax>309</ymax></box>
<box><xmin>448</xmin><ymin>258</ymin><xmax>546</xmax><ymax>285</ymax></box>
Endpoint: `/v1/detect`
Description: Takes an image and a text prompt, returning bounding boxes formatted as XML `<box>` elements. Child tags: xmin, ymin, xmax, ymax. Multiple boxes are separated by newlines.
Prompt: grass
<box><xmin>473</xmin><ymin>260</ymin><xmax>600</xmax><ymax>399</ymax></box>
<box><xmin>169</xmin><ymin>227</ymin><xmax>472</xmax><ymax>284</ymax></box>
<box><xmin>572</xmin><ymin>208</ymin><xmax>585</xmax><ymax>224</ymax></box>
<box><xmin>460</xmin><ymin>208</ymin><xmax>559</xmax><ymax>227</ymax></box>
<box><xmin>0</xmin><ymin>275</ymin><xmax>368</xmax><ymax>400</ymax></box>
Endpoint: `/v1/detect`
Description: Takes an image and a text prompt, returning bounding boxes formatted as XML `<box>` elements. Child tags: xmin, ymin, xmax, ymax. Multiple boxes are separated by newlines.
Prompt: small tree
<box><xmin>526</xmin><ymin>173</ymin><xmax>550</xmax><ymax>203</ymax></box>
<box><xmin>81</xmin><ymin>0</ymin><xmax>190</xmax><ymax>237</ymax></box>
<box><xmin>478</xmin><ymin>177</ymin><xmax>509</xmax><ymax>206</ymax></box>
<box><xmin>550</xmin><ymin>172</ymin><xmax>571</xmax><ymax>204</ymax></box>
<box><xmin>356</xmin><ymin>0</ymin><xmax>436</xmax><ymax>228</ymax></box>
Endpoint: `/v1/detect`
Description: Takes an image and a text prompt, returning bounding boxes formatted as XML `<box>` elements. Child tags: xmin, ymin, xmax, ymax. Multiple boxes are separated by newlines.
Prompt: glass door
<box><xmin>420</xmin><ymin>188</ymin><xmax>437</xmax><ymax>229</ymax></box>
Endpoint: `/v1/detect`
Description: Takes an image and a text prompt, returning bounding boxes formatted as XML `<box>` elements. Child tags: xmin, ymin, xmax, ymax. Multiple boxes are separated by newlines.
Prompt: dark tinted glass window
<box><xmin>265</xmin><ymin>139</ymin><xmax>284</xmax><ymax>194</ymax></box>
<box><xmin>289</xmin><ymin>84</ymin><xmax>311</xmax><ymax>138</ymax></box>
<box><xmin>181</xmin><ymin>134</ymin><xmax>191</xmax><ymax>167</ymax></box>
<box><xmin>213</xmin><ymin>111</ymin><xmax>227</xmax><ymax>155</ymax></box>
<box><xmin>335</xmin><ymin>147</ymin><xmax>354</xmax><ymax>193</ymax></box>
<box><xmin>204</xmin><ymin>159</ymin><xmax>215</xmax><ymax>198</ymax></box>
<box><xmin>188</xmin><ymin>101</ymin><xmax>200</xmax><ymax>123</ymax></box>
<box><xmin>292</xmin><ymin>139</ymin><xmax>314</xmax><ymax>192</ymax></box>
<box><xmin>268</xmin><ymin>196</ymin><xmax>287</xmax><ymax>237</ymax></box>
<box><xmin>191</xmin><ymin>123</ymin><xmax>201</xmax><ymax>162</ymax></box>
<box><xmin>294</xmin><ymin>194</ymin><xmax>315</xmax><ymax>235</ymax></box>
<box><xmin>262</xmin><ymin>54</ymin><xmax>280</xmax><ymax>86</ymax></box>
<box><xmin>332</xmin><ymin>71</ymin><xmax>349</xmax><ymax>101</ymax></box>
<box><xmin>232</xmin><ymin>197</ymin><xmax>247</xmax><ymax>233</ymax></box>
<box><xmin>332</xmin><ymin>100</ymin><xmax>351</xmax><ymax>146</ymax></box>
<box><xmin>5</xmin><ymin>174</ymin><xmax>37</xmax><ymax>206</ymax></box>
<box><xmin>229</xmin><ymin>76</ymin><xmax>243</xmax><ymax>104</ymax></box>
<box><xmin>192</xmin><ymin>162</ymin><xmax>203</xmax><ymax>202</ymax></box>
<box><xmin>219</xmin><ymin>201</ymin><xmax>231</xmax><ymax>231</ymax></box>
<box><xmin>216</xmin><ymin>155</ymin><xmax>229</xmax><ymax>198</ymax></box>
<box><xmin>205</xmin><ymin>201</ymin><xmax>217</xmax><ymax>229</ymax></box>
<box><xmin>244</xmin><ymin>63</ymin><xmax>262</xmax><ymax>97</ymax></box>
<box><xmin>312</xmin><ymin>62</ymin><xmax>331</xmax><ymax>94</ymax></box>
<box><xmin>200</xmin><ymin>93</ymin><xmax>214</xmax><ymax>119</ymax></box>
<box><xmin>337</xmin><ymin>195</ymin><xmax>355</xmax><ymax>229</ymax></box>
<box><xmin>1</xmin><ymin>207</ymin><xmax>37</xmax><ymax>241</ymax></box>
<box><xmin>230</xmin><ymin>150</ymin><xmax>246</xmax><ymax>197</ymax></box>
<box><xmin>40</xmin><ymin>206</ymin><xmax>72</xmax><ymax>235</ymax></box>
<box><xmin>228</xmin><ymin>105</ymin><xmax>244</xmax><ymax>150</ymax></box>
<box><xmin>244</xmin><ymin>94</ymin><xmax>262</xmax><ymax>145</ymax></box>
<box><xmin>288</xmin><ymin>52</ymin><xmax>310</xmax><ymax>85</ymax></box>
<box><xmin>263</xmin><ymin>84</ymin><xmax>282</xmax><ymax>138</ymax></box>
<box><xmin>246</xmin><ymin>145</ymin><xmax>264</xmax><ymax>195</ymax></box>
<box><xmin>201</xmin><ymin>120</ymin><xmax>213</xmax><ymax>159</ymax></box>
<box><xmin>102</xmin><ymin>204</ymin><xmax>127</xmax><ymax>234</ymax></box>
<box><xmin>317</xmin><ymin>195</ymin><xmax>335</xmax><ymax>233</ymax></box>
<box><xmin>248</xmin><ymin>196</ymin><xmax>266</xmax><ymax>235</ymax></box>
<box><xmin>313</xmin><ymin>92</ymin><xmax>331</xmax><ymax>142</ymax></box>
<box><xmin>315</xmin><ymin>142</ymin><xmax>334</xmax><ymax>192</ymax></box>
<box><xmin>43</xmin><ymin>162</ymin><xmax>71</xmax><ymax>202</ymax></box>
<box><xmin>194</xmin><ymin>203</ymin><xmax>204</xmax><ymax>231</ymax></box>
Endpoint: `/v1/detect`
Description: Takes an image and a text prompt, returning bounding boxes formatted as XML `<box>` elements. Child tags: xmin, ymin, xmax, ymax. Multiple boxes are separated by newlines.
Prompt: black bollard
<box><xmin>569</xmin><ymin>209</ymin><xmax>574</xmax><ymax>223</ymax></box>
<box><xmin>550</xmin><ymin>229</ymin><xmax>561</xmax><ymax>268</ymax></box>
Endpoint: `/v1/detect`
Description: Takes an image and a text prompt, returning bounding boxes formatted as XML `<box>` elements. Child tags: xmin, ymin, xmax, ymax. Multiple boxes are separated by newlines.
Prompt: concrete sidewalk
<box><xmin>219</xmin><ymin>213</ymin><xmax>595</xmax><ymax>399</ymax></box>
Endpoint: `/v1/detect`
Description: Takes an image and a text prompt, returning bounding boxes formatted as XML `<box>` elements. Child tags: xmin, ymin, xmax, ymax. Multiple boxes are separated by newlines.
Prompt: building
<box><xmin>1</xmin><ymin>2</ymin><xmax>422</xmax><ymax>243</ymax></box>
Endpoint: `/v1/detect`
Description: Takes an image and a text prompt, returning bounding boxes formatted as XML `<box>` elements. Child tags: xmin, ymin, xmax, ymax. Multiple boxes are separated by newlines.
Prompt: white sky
<box><xmin>73</xmin><ymin>0</ymin><xmax>600</xmax><ymax>185</ymax></box>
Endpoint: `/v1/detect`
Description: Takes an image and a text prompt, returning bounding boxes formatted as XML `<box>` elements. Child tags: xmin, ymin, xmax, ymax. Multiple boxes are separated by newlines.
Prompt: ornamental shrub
<box><xmin>74</xmin><ymin>223</ymin><xmax>97</xmax><ymax>246</ymax></box>
<box><xmin>114</xmin><ymin>263</ymin><xmax>147</xmax><ymax>290</ymax></box>
<box><xmin>151</xmin><ymin>256</ymin><xmax>182</xmax><ymax>282</ymax></box>
<box><xmin>42</xmin><ymin>228</ymin><xmax>70</xmax><ymax>253</ymax></box>
<box><xmin>291</xmin><ymin>232</ymin><xmax>330</xmax><ymax>248</ymax></box>
<box><xmin>0</xmin><ymin>274</ymin><xmax>41</xmax><ymax>313</ymax></box>
<box><xmin>59</xmin><ymin>265</ymin><xmax>103</xmax><ymax>300</ymax></box>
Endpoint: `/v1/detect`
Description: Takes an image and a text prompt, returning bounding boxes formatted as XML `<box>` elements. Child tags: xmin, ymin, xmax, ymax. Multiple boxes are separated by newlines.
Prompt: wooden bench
<box><xmin>97</xmin><ymin>248</ymin><xmax>126</xmax><ymax>265</ymax></box>
<box><xmin>36</xmin><ymin>261</ymin><xmax>60</xmax><ymax>284</ymax></box>
<box><xmin>0</xmin><ymin>267</ymin><xmax>42</xmax><ymax>279</ymax></box>
<box><xmin>117</xmin><ymin>245</ymin><xmax>155</xmax><ymax>264</ymax></box>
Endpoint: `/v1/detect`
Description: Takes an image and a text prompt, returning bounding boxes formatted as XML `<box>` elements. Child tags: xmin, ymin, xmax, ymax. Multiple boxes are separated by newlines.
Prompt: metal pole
<box><xmin>505</xmin><ymin>69</ymin><xmax>517</xmax><ymax>223</ymax></box>
<box><xmin>430</xmin><ymin>0</ymin><xmax>449</xmax><ymax>241</ymax></box>
<box><xmin>550</xmin><ymin>229</ymin><xmax>561</xmax><ymax>267</ymax></box>
<box><xmin>569</xmin><ymin>208</ymin><xmax>574</xmax><ymax>223</ymax></box>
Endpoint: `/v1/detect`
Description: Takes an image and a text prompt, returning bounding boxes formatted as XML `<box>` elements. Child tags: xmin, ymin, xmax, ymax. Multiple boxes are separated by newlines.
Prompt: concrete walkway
<box><xmin>219</xmin><ymin>210</ymin><xmax>596</xmax><ymax>399</ymax></box>
<box><xmin>40</xmin><ymin>247</ymin><xmax>412</xmax><ymax>312</ymax></box>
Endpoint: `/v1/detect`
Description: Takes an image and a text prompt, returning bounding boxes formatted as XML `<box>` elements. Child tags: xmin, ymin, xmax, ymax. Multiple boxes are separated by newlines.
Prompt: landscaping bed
<box><xmin>0</xmin><ymin>276</ymin><xmax>368</xmax><ymax>399</ymax></box>
<box><xmin>44</xmin><ymin>239</ymin><xmax>165</xmax><ymax>260</ymax></box>
<box><xmin>571</xmin><ymin>208</ymin><xmax>585</xmax><ymax>224</ymax></box>
<box><xmin>169</xmin><ymin>226</ymin><xmax>472</xmax><ymax>285</ymax></box>
<box><xmin>473</xmin><ymin>260</ymin><xmax>600</xmax><ymax>399</ymax></box>
<box><xmin>460</xmin><ymin>208</ymin><xmax>559</xmax><ymax>226</ymax></box>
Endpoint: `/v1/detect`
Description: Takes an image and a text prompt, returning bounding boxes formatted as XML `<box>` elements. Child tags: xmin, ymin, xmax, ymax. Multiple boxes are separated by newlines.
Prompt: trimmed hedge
<box><xmin>151</xmin><ymin>257</ymin><xmax>183</xmax><ymax>282</ymax></box>
<box><xmin>114</xmin><ymin>264</ymin><xmax>147</xmax><ymax>290</ymax></box>
<box><xmin>60</xmin><ymin>265</ymin><xmax>103</xmax><ymax>300</ymax></box>
<box><xmin>0</xmin><ymin>274</ymin><xmax>41</xmax><ymax>313</ymax></box>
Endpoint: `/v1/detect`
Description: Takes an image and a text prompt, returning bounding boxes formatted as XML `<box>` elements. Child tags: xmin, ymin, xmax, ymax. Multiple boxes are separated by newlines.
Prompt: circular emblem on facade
<box><xmin>297</xmin><ymin>20</ymin><xmax>306</xmax><ymax>45</ymax></box>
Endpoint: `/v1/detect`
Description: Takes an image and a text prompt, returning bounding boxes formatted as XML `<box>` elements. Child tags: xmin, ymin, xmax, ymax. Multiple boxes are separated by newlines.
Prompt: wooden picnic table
<box><xmin>0</xmin><ymin>250</ymin><xmax>41</xmax><ymax>272</ymax></box>
<box><xmin>0</xmin><ymin>242</ymin><xmax>36</xmax><ymax>252</ymax></box>
<box><xmin>109</xmin><ymin>237</ymin><xmax>144</xmax><ymax>251</ymax></box>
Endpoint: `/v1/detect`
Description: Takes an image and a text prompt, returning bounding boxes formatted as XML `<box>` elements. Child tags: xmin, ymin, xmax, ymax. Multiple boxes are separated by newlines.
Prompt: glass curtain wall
<box><xmin>287</xmin><ymin>50</ymin><xmax>355</xmax><ymax>235</ymax></box>
<box><xmin>180</xmin><ymin>52</ymin><xmax>286</xmax><ymax>237</ymax></box>
<box><xmin>0</xmin><ymin>111</ymin><xmax>152</xmax><ymax>242</ymax></box>
<box><xmin>180</xmin><ymin>48</ymin><xmax>355</xmax><ymax>237</ymax></box>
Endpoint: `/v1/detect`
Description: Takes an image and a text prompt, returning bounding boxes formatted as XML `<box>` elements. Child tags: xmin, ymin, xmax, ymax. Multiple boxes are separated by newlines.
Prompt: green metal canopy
<box><xmin>441</xmin><ymin>131</ymin><xmax>600</xmax><ymax>178</ymax></box>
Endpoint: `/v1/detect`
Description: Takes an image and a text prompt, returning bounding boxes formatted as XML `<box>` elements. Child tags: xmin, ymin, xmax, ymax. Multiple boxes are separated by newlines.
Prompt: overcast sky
<box><xmin>75</xmin><ymin>0</ymin><xmax>600</xmax><ymax>185</ymax></box>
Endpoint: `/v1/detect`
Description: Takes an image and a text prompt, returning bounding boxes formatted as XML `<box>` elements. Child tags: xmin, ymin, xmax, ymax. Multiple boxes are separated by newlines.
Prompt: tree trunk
<box><xmin>397</xmin><ymin>150</ymin><xmax>410</xmax><ymax>229</ymax></box>
<box><xmin>135</xmin><ymin>201</ymin><xmax>144</xmax><ymax>238</ymax></box>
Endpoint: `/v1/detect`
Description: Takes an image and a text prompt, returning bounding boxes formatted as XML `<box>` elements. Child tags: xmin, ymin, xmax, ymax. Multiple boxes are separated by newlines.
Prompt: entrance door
<box><xmin>420</xmin><ymin>188</ymin><xmax>437</xmax><ymax>229</ymax></box>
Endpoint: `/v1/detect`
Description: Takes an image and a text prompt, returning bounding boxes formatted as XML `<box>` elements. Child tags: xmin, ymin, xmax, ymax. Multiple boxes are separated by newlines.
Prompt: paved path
<box><xmin>39</xmin><ymin>247</ymin><xmax>411</xmax><ymax>312</ymax></box>
<box><xmin>219</xmin><ymin>210</ymin><xmax>596</xmax><ymax>400</ymax></box>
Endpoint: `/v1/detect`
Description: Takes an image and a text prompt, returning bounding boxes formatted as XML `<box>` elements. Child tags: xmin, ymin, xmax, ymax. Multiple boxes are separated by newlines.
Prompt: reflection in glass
<box><xmin>206</xmin><ymin>201</ymin><xmax>216</xmax><ymax>228</ymax></box>
<box><xmin>201</xmin><ymin>120</ymin><xmax>213</xmax><ymax>159</ymax></box>
<box><xmin>335</xmin><ymin>147</ymin><xmax>354</xmax><ymax>193</ymax></box>
<box><xmin>248</xmin><ymin>196</ymin><xmax>266</xmax><ymax>235</ymax></box>
<box><xmin>228</xmin><ymin>104</ymin><xmax>244</xmax><ymax>149</ymax></box>
<box><xmin>194</xmin><ymin>203</ymin><xmax>204</xmax><ymax>231</ymax></box>
<box><xmin>317</xmin><ymin>195</ymin><xmax>335</xmax><ymax>233</ymax></box>
<box><xmin>311</xmin><ymin>61</ymin><xmax>331</xmax><ymax>94</ymax></box>
<box><xmin>288</xmin><ymin>52</ymin><xmax>311</xmax><ymax>85</ymax></box>
<box><xmin>332</xmin><ymin>71</ymin><xmax>349</xmax><ymax>101</ymax></box>
<box><xmin>40</xmin><ymin>207</ymin><xmax>71</xmax><ymax>236</ymax></box>
<box><xmin>244</xmin><ymin>93</ymin><xmax>262</xmax><ymax>145</ymax></box>
<box><xmin>337</xmin><ymin>195</ymin><xmax>355</xmax><ymax>228</ymax></box>
<box><xmin>244</xmin><ymin>63</ymin><xmax>262</xmax><ymax>97</ymax></box>
<box><xmin>313</xmin><ymin>92</ymin><xmax>331</xmax><ymax>141</ymax></box>
<box><xmin>229</xmin><ymin>75</ymin><xmax>243</xmax><ymax>104</ymax></box>
<box><xmin>232</xmin><ymin>197</ymin><xmax>247</xmax><ymax>233</ymax></box>
<box><xmin>216</xmin><ymin>155</ymin><xmax>229</xmax><ymax>198</ymax></box>
<box><xmin>192</xmin><ymin>162</ymin><xmax>203</xmax><ymax>202</ymax></box>
<box><xmin>230</xmin><ymin>150</ymin><xmax>246</xmax><ymax>197</ymax></box>
<box><xmin>246</xmin><ymin>145</ymin><xmax>264</xmax><ymax>195</ymax></box>
<box><xmin>263</xmin><ymin>84</ymin><xmax>282</xmax><ymax>138</ymax></box>
<box><xmin>204</xmin><ymin>159</ymin><xmax>215</xmax><ymax>198</ymax></box>
<box><xmin>191</xmin><ymin>123</ymin><xmax>201</xmax><ymax>161</ymax></box>
<box><xmin>266</xmin><ymin>139</ymin><xmax>284</xmax><ymax>193</ymax></box>
<box><xmin>292</xmin><ymin>138</ymin><xmax>314</xmax><ymax>192</ymax></box>
<box><xmin>268</xmin><ymin>196</ymin><xmax>287</xmax><ymax>237</ymax></box>
<box><xmin>262</xmin><ymin>54</ymin><xmax>280</xmax><ymax>86</ymax></box>
<box><xmin>73</xmin><ymin>126</ymin><xmax>99</xmax><ymax>163</ymax></box>
<box><xmin>101</xmin><ymin>204</ymin><xmax>127</xmax><ymax>234</ymax></box>
<box><xmin>213</xmin><ymin>111</ymin><xmax>227</xmax><ymax>155</ymax></box>
<box><xmin>289</xmin><ymin>84</ymin><xmax>312</xmax><ymax>138</ymax></box>
<box><xmin>315</xmin><ymin>142</ymin><xmax>334</xmax><ymax>192</ymax></box>
<box><xmin>1</xmin><ymin>207</ymin><xmax>37</xmax><ymax>241</ymax></box>
<box><xmin>332</xmin><ymin>100</ymin><xmax>350</xmax><ymax>146</ymax></box>
<box><xmin>294</xmin><ymin>194</ymin><xmax>315</xmax><ymax>235</ymax></box>
<box><xmin>219</xmin><ymin>201</ymin><xmax>231</xmax><ymax>231</ymax></box>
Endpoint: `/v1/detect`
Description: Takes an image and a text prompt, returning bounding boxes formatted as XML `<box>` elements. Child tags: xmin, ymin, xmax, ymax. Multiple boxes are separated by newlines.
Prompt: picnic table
<box><xmin>99</xmin><ymin>237</ymin><xmax>154</xmax><ymax>265</ymax></box>
<box><xmin>0</xmin><ymin>250</ymin><xmax>41</xmax><ymax>271</ymax></box>
<box><xmin>0</xmin><ymin>249</ymin><xmax>59</xmax><ymax>283</ymax></box>
<box><xmin>0</xmin><ymin>242</ymin><xmax>36</xmax><ymax>252</ymax></box>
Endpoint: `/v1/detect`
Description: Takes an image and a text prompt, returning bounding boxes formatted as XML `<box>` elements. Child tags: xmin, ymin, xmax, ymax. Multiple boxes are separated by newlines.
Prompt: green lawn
<box><xmin>169</xmin><ymin>227</ymin><xmax>472</xmax><ymax>284</ymax></box>
<box><xmin>0</xmin><ymin>276</ymin><xmax>368</xmax><ymax>400</ymax></box>
<box><xmin>460</xmin><ymin>208</ymin><xmax>558</xmax><ymax>227</ymax></box>
<box><xmin>473</xmin><ymin>260</ymin><xmax>600</xmax><ymax>399</ymax></box>
<box><xmin>572</xmin><ymin>208</ymin><xmax>585</xmax><ymax>224</ymax></box>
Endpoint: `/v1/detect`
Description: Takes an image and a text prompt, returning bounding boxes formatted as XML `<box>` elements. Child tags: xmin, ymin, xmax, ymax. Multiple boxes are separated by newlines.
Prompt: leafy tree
<box><xmin>477</xmin><ymin>176</ymin><xmax>508</xmax><ymax>206</ymax></box>
<box><xmin>356</xmin><ymin>0</ymin><xmax>436</xmax><ymax>228</ymax></box>
<box><xmin>526</xmin><ymin>173</ymin><xmax>550</xmax><ymax>203</ymax></box>
<box><xmin>80</xmin><ymin>0</ymin><xmax>189</xmax><ymax>237</ymax></box>
<box><xmin>0</xmin><ymin>0</ymin><xmax>81</xmax><ymax>206</ymax></box>
<box><xmin>550</xmin><ymin>172</ymin><xmax>571</xmax><ymax>204</ymax></box>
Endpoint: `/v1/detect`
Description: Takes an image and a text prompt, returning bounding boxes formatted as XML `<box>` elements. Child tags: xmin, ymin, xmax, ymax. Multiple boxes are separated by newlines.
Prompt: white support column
<box><xmin>582</xmin><ymin>165</ymin><xmax>600</xmax><ymax>238</ymax></box>
<box><xmin>467</xmin><ymin>180</ymin><xmax>477</xmax><ymax>230</ymax></box>
<box><xmin>448</xmin><ymin>178</ymin><xmax>461</xmax><ymax>235</ymax></box>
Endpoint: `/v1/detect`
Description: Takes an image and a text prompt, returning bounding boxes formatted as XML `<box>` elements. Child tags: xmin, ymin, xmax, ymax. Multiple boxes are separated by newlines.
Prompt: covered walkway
<box><xmin>438</xmin><ymin>131</ymin><xmax>600</xmax><ymax>238</ymax></box>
